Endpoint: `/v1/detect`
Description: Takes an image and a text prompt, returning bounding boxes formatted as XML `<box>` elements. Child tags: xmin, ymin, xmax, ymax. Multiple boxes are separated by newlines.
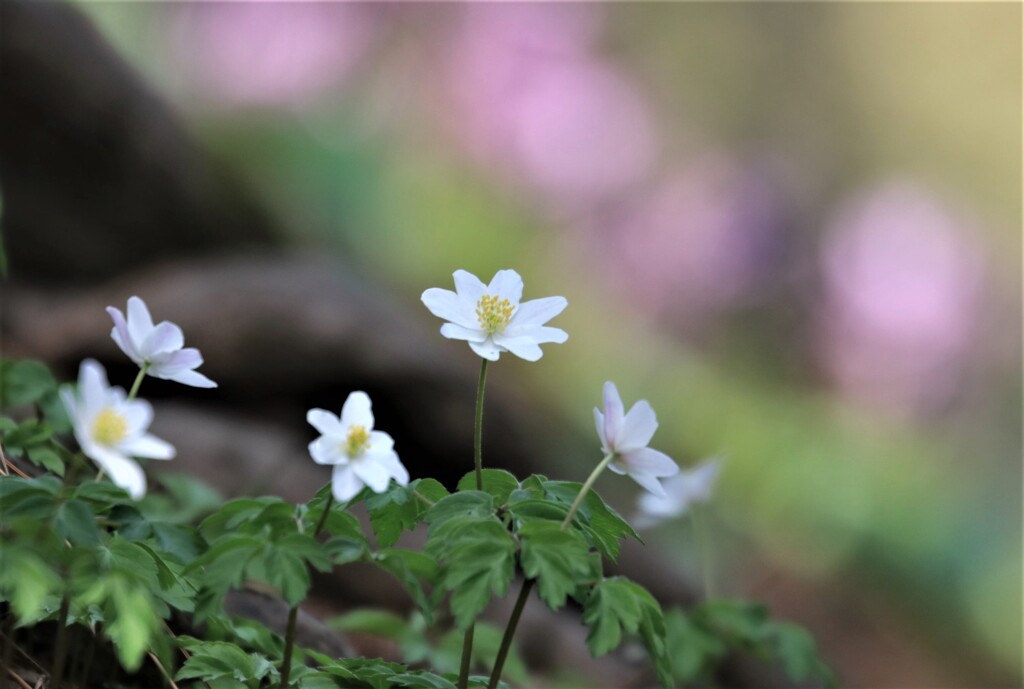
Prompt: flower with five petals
<box><xmin>421</xmin><ymin>269</ymin><xmax>568</xmax><ymax>361</ymax></box>
<box><xmin>60</xmin><ymin>359</ymin><xmax>176</xmax><ymax>499</ymax></box>
<box><xmin>634</xmin><ymin>458</ymin><xmax>721</xmax><ymax>528</ymax></box>
<box><xmin>107</xmin><ymin>296</ymin><xmax>217</xmax><ymax>388</ymax></box>
<box><xmin>594</xmin><ymin>381</ymin><xmax>679</xmax><ymax>496</ymax></box>
<box><xmin>307</xmin><ymin>392</ymin><xmax>410</xmax><ymax>502</ymax></box>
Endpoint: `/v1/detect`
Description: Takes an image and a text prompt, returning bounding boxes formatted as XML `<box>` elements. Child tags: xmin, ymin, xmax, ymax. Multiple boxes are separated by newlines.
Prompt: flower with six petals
<box><xmin>421</xmin><ymin>269</ymin><xmax>568</xmax><ymax>361</ymax></box>
<box><xmin>595</xmin><ymin>381</ymin><xmax>679</xmax><ymax>496</ymax></box>
<box><xmin>307</xmin><ymin>391</ymin><xmax>410</xmax><ymax>501</ymax></box>
<box><xmin>634</xmin><ymin>458</ymin><xmax>721</xmax><ymax>528</ymax></box>
<box><xmin>60</xmin><ymin>359</ymin><xmax>176</xmax><ymax>499</ymax></box>
<box><xmin>107</xmin><ymin>296</ymin><xmax>217</xmax><ymax>388</ymax></box>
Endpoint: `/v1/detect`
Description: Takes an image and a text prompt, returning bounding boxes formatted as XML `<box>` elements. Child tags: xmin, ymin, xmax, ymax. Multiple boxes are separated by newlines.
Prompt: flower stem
<box><xmin>50</xmin><ymin>594</ymin><xmax>70</xmax><ymax>688</ymax></box>
<box><xmin>692</xmin><ymin>505</ymin><xmax>715</xmax><ymax>599</ymax></box>
<box><xmin>459</xmin><ymin>358</ymin><xmax>489</xmax><ymax>689</ymax></box>
<box><xmin>561</xmin><ymin>453</ymin><xmax>614</xmax><ymax>530</ymax></box>
<box><xmin>312</xmin><ymin>494</ymin><xmax>334</xmax><ymax>537</ymax></box>
<box><xmin>487</xmin><ymin>577</ymin><xmax>534</xmax><ymax>689</ymax></box>
<box><xmin>473</xmin><ymin>358</ymin><xmax>488</xmax><ymax>491</ymax></box>
<box><xmin>127</xmin><ymin>365</ymin><xmax>149</xmax><ymax>401</ymax></box>
<box><xmin>279</xmin><ymin>605</ymin><xmax>299</xmax><ymax>689</ymax></box>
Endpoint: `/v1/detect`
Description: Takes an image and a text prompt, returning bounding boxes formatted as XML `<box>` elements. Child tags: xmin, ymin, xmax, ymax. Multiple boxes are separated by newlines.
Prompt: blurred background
<box><xmin>2</xmin><ymin>2</ymin><xmax>1020</xmax><ymax>687</ymax></box>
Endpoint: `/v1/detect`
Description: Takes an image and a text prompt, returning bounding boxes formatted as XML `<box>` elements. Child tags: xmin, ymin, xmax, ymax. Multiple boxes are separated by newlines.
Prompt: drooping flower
<box><xmin>421</xmin><ymin>269</ymin><xmax>568</xmax><ymax>361</ymax></box>
<box><xmin>307</xmin><ymin>392</ymin><xmax>409</xmax><ymax>502</ymax></box>
<box><xmin>634</xmin><ymin>458</ymin><xmax>721</xmax><ymax>529</ymax></box>
<box><xmin>594</xmin><ymin>381</ymin><xmax>678</xmax><ymax>496</ymax></box>
<box><xmin>107</xmin><ymin>296</ymin><xmax>217</xmax><ymax>388</ymax></box>
<box><xmin>60</xmin><ymin>359</ymin><xmax>176</xmax><ymax>499</ymax></box>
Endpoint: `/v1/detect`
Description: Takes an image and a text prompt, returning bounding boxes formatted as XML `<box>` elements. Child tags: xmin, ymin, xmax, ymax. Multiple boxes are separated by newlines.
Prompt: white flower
<box><xmin>594</xmin><ymin>381</ymin><xmax>679</xmax><ymax>496</ymax></box>
<box><xmin>307</xmin><ymin>392</ymin><xmax>410</xmax><ymax>502</ymax></box>
<box><xmin>60</xmin><ymin>359</ymin><xmax>176</xmax><ymax>499</ymax></box>
<box><xmin>107</xmin><ymin>296</ymin><xmax>217</xmax><ymax>388</ymax></box>
<box><xmin>421</xmin><ymin>269</ymin><xmax>568</xmax><ymax>362</ymax></box>
<box><xmin>634</xmin><ymin>458</ymin><xmax>722</xmax><ymax>528</ymax></box>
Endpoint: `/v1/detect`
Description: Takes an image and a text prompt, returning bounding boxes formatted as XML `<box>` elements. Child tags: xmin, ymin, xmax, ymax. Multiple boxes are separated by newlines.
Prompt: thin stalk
<box><xmin>458</xmin><ymin>358</ymin><xmax>490</xmax><ymax>689</ymax></box>
<box><xmin>561</xmin><ymin>454</ymin><xmax>614</xmax><ymax>530</ymax></box>
<box><xmin>279</xmin><ymin>606</ymin><xmax>299</xmax><ymax>688</ymax></box>
<box><xmin>49</xmin><ymin>595</ymin><xmax>71</xmax><ymax>688</ymax></box>
<box><xmin>691</xmin><ymin>505</ymin><xmax>715</xmax><ymax>599</ymax></box>
<box><xmin>126</xmin><ymin>365</ymin><xmax>148</xmax><ymax>401</ymax></box>
<box><xmin>486</xmin><ymin>578</ymin><xmax>534</xmax><ymax>689</ymax></box>
<box><xmin>312</xmin><ymin>494</ymin><xmax>334</xmax><ymax>537</ymax></box>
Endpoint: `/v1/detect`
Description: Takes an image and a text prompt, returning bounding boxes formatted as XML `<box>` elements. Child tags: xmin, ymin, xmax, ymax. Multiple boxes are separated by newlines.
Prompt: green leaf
<box><xmin>373</xmin><ymin>549</ymin><xmax>438</xmax><ymax>618</ymax></box>
<box><xmin>329</xmin><ymin>608</ymin><xmax>409</xmax><ymax>638</ymax></box>
<box><xmin>54</xmin><ymin>498</ymin><xmax>100</xmax><ymax>546</ymax></box>
<box><xmin>26</xmin><ymin>446</ymin><xmax>65</xmax><ymax>476</ymax></box>
<box><xmin>175</xmin><ymin>640</ymin><xmax>278</xmax><ymax>688</ymax></box>
<box><xmin>392</xmin><ymin>672</ymin><xmax>458</xmax><ymax>689</ymax></box>
<box><xmin>105</xmin><ymin>577</ymin><xmax>159</xmax><ymax>672</ymax></box>
<box><xmin>1</xmin><ymin>419</ymin><xmax>53</xmax><ymax>456</ymax></box>
<box><xmin>517</xmin><ymin>521</ymin><xmax>592</xmax><ymax>610</ymax></box>
<box><xmin>663</xmin><ymin>607</ymin><xmax>726</xmax><ymax>682</ymax></box>
<box><xmin>0</xmin><ymin>359</ymin><xmax>57</xmax><ymax>408</ymax></box>
<box><xmin>423</xmin><ymin>491</ymin><xmax>494</xmax><ymax>529</ymax></box>
<box><xmin>455</xmin><ymin>469</ymin><xmax>519</xmax><ymax>505</ymax></box>
<box><xmin>542</xmin><ymin>481</ymin><xmax>640</xmax><ymax>561</ymax></box>
<box><xmin>367</xmin><ymin>479</ymin><xmax>450</xmax><ymax>548</ymax></box>
<box><xmin>0</xmin><ymin>542</ymin><xmax>62</xmax><ymax>623</ymax></box>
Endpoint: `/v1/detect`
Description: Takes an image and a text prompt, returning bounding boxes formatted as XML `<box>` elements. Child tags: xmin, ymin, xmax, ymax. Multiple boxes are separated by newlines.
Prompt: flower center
<box><xmin>92</xmin><ymin>407</ymin><xmax>128</xmax><ymax>446</ymax></box>
<box><xmin>476</xmin><ymin>294</ymin><xmax>513</xmax><ymax>334</ymax></box>
<box><xmin>345</xmin><ymin>425</ymin><xmax>371</xmax><ymax>457</ymax></box>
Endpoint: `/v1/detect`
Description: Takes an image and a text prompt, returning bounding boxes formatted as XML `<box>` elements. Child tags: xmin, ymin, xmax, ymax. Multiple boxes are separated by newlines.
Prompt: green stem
<box><xmin>127</xmin><ymin>365</ymin><xmax>148</xmax><ymax>401</ymax></box>
<box><xmin>458</xmin><ymin>358</ymin><xmax>490</xmax><ymax>689</ymax></box>
<box><xmin>312</xmin><ymin>494</ymin><xmax>334</xmax><ymax>537</ymax></box>
<box><xmin>279</xmin><ymin>605</ymin><xmax>299</xmax><ymax>688</ymax></box>
<box><xmin>50</xmin><ymin>595</ymin><xmax>70</xmax><ymax>688</ymax></box>
<box><xmin>561</xmin><ymin>454</ymin><xmax>614</xmax><ymax>530</ymax></box>
<box><xmin>473</xmin><ymin>358</ymin><xmax>488</xmax><ymax>491</ymax></box>
<box><xmin>487</xmin><ymin>577</ymin><xmax>534</xmax><ymax>689</ymax></box>
<box><xmin>692</xmin><ymin>505</ymin><xmax>715</xmax><ymax>599</ymax></box>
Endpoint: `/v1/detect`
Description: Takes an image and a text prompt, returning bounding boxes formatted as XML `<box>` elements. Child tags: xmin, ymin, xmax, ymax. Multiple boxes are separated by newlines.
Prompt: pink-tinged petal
<box><xmin>487</xmin><ymin>269</ymin><xmax>524</xmax><ymax>306</ymax></box>
<box><xmin>352</xmin><ymin>458</ymin><xmax>390</xmax><ymax>493</ymax></box>
<box><xmin>140</xmin><ymin>321</ymin><xmax>184</xmax><ymax>358</ymax></box>
<box><xmin>509</xmin><ymin>296</ymin><xmax>567</xmax><ymax>328</ymax></box>
<box><xmin>421</xmin><ymin>288</ymin><xmax>478</xmax><ymax>329</ymax></box>
<box><xmin>121</xmin><ymin>399</ymin><xmax>154</xmax><ymax>436</ymax></box>
<box><xmin>468</xmin><ymin>339</ymin><xmax>504</xmax><ymax>361</ymax></box>
<box><xmin>617</xmin><ymin>400</ymin><xmax>658</xmax><ymax>452</ymax></box>
<box><xmin>331</xmin><ymin>464</ymin><xmax>363</xmax><ymax>501</ymax></box>
<box><xmin>165</xmin><ymin>370</ymin><xmax>218</xmax><ymax>389</ymax></box>
<box><xmin>440</xmin><ymin>323</ymin><xmax>488</xmax><ymax>343</ymax></box>
<box><xmin>86</xmin><ymin>444</ymin><xmax>147</xmax><ymax>500</ymax></box>
<box><xmin>309</xmin><ymin>437</ymin><xmax>345</xmax><ymax>465</ymax></box>
<box><xmin>593</xmin><ymin>407</ymin><xmax>608</xmax><ymax>449</ymax></box>
<box><xmin>120</xmin><ymin>433</ymin><xmax>175</xmax><ymax>460</ymax></box>
<box><xmin>503</xmin><ymin>324</ymin><xmax>568</xmax><ymax>344</ymax></box>
<box><xmin>453</xmin><ymin>269</ymin><xmax>488</xmax><ymax>303</ymax></box>
<box><xmin>307</xmin><ymin>408</ymin><xmax>344</xmax><ymax>437</ymax></box>
<box><xmin>340</xmin><ymin>391</ymin><xmax>374</xmax><ymax>430</ymax></box>
<box><xmin>126</xmin><ymin>296</ymin><xmax>155</xmax><ymax>346</ymax></box>
<box><xmin>491</xmin><ymin>334</ymin><xmax>543</xmax><ymax>361</ymax></box>
<box><xmin>621</xmin><ymin>447</ymin><xmax>678</xmax><ymax>478</ymax></box>
<box><xmin>367</xmin><ymin>430</ymin><xmax>395</xmax><ymax>454</ymax></box>
<box><xmin>601</xmin><ymin>382</ymin><xmax>624</xmax><ymax>448</ymax></box>
<box><xmin>627</xmin><ymin>469</ymin><xmax>666</xmax><ymax>497</ymax></box>
<box><xmin>107</xmin><ymin>307</ymin><xmax>141</xmax><ymax>362</ymax></box>
<box><xmin>79</xmin><ymin>360</ymin><xmax>111</xmax><ymax>418</ymax></box>
<box><xmin>151</xmin><ymin>348</ymin><xmax>204</xmax><ymax>374</ymax></box>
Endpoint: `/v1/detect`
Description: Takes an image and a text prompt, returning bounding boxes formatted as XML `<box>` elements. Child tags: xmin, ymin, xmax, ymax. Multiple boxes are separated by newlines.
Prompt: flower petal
<box><xmin>121</xmin><ymin>399</ymin><xmax>154</xmax><ymax>436</ymax></box>
<box><xmin>621</xmin><ymin>447</ymin><xmax>679</xmax><ymax>478</ymax></box>
<box><xmin>120</xmin><ymin>433</ymin><xmax>176</xmax><ymax>460</ymax></box>
<box><xmin>309</xmin><ymin>437</ymin><xmax>345</xmax><ymax>465</ymax></box>
<box><xmin>150</xmin><ymin>348</ymin><xmax>203</xmax><ymax>375</ymax></box>
<box><xmin>468</xmin><ymin>339</ymin><xmax>503</xmax><ymax>361</ymax></box>
<box><xmin>307</xmin><ymin>408</ymin><xmax>344</xmax><ymax>437</ymax></box>
<box><xmin>86</xmin><ymin>444</ymin><xmax>147</xmax><ymax>500</ymax></box>
<box><xmin>340</xmin><ymin>391</ymin><xmax>374</xmax><ymax>430</ymax></box>
<box><xmin>452</xmin><ymin>269</ymin><xmax>488</xmax><ymax>303</ymax></box>
<box><xmin>440</xmin><ymin>323</ymin><xmax>488</xmax><ymax>343</ymax></box>
<box><xmin>617</xmin><ymin>400</ymin><xmax>658</xmax><ymax>452</ymax></box>
<box><xmin>79</xmin><ymin>360</ymin><xmax>112</xmax><ymax>418</ymax></box>
<box><xmin>421</xmin><ymin>288</ymin><xmax>478</xmax><ymax>329</ymax></box>
<box><xmin>503</xmin><ymin>324</ymin><xmax>568</xmax><ymax>344</ymax></box>
<box><xmin>509</xmin><ymin>296</ymin><xmax>567</xmax><ymax>327</ymax></box>
<box><xmin>593</xmin><ymin>407</ymin><xmax>608</xmax><ymax>449</ymax></box>
<box><xmin>379</xmin><ymin>451</ymin><xmax>409</xmax><ymax>486</ymax></box>
<box><xmin>331</xmin><ymin>464</ymin><xmax>363</xmax><ymax>502</ymax></box>
<box><xmin>487</xmin><ymin>269</ymin><xmax>524</xmax><ymax>306</ymax></box>
<box><xmin>352</xmin><ymin>458</ymin><xmax>390</xmax><ymax>493</ymax></box>
<box><xmin>140</xmin><ymin>321</ymin><xmax>184</xmax><ymax>358</ymax></box>
<box><xmin>626</xmin><ymin>469</ymin><xmax>666</xmax><ymax>497</ymax></box>
<box><xmin>126</xmin><ymin>296</ymin><xmax>155</xmax><ymax>347</ymax></box>
<box><xmin>601</xmin><ymin>382</ymin><xmax>624</xmax><ymax>448</ymax></box>
<box><xmin>367</xmin><ymin>430</ymin><xmax>395</xmax><ymax>455</ymax></box>
<box><xmin>491</xmin><ymin>334</ymin><xmax>543</xmax><ymax>361</ymax></box>
<box><xmin>107</xmin><ymin>307</ymin><xmax>141</xmax><ymax>363</ymax></box>
<box><xmin>165</xmin><ymin>370</ymin><xmax>218</xmax><ymax>389</ymax></box>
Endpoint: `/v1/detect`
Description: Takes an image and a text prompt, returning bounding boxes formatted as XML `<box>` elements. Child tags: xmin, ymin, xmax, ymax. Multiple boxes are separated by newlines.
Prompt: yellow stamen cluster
<box><xmin>476</xmin><ymin>294</ymin><xmax>514</xmax><ymax>334</ymax></box>
<box><xmin>345</xmin><ymin>425</ymin><xmax>371</xmax><ymax>457</ymax></box>
<box><xmin>92</xmin><ymin>407</ymin><xmax>129</xmax><ymax>446</ymax></box>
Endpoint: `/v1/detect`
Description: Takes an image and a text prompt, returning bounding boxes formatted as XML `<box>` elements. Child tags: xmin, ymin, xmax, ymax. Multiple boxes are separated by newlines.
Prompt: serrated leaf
<box><xmin>328</xmin><ymin>608</ymin><xmax>409</xmax><ymax>638</ymax></box>
<box><xmin>517</xmin><ymin>521</ymin><xmax>591</xmax><ymax>610</ymax></box>
<box><xmin>542</xmin><ymin>481</ymin><xmax>640</xmax><ymax>561</ymax></box>
<box><xmin>423</xmin><ymin>491</ymin><xmax>494</xmax><ymax>529</ymax></box>
<box><xmin>367</xmin><ymin>480</ymin><xmax>450</xmax><ymax>548</ymax></box>
<box><xmin>26</xmin><ymin>446</ymin><xmax>64</xmax><ymax>476</ymax></box>
<box><xmin>455</xmin><ymin>469</ymin><xmax>519</xmax><ymax>505</ymax></box>
<box><xmin>54</xmin><ymin>498</ymin><xmax>100</xmax><ymax>546</ymax></box>
<box><xmin>105</xmin><ymin>577</ymin><xmax>158</xmax><ymax>672</ymax></box>
<box><xmin>0</xmin><ymin>543</ymin><xmax>62</xmax><ymax>622</ymax></box>
<box><xmin>374</xmin><ymin>549</ymin><xmax>438</xmax><ymax>619</ymax></box>
<box><xmin>392</xmin><ymin>672</ymin><xmax>458</xmax><ymax>689</ymax></box>
<box><xmin>0</xmin><ymin>359</ymin><xmax>57</xmax><ymax>408</ymax></box>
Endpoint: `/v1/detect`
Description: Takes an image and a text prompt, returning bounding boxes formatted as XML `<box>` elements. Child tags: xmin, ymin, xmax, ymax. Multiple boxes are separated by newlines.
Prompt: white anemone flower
<box><xmin>634</xmin><ymin>458</ymin><xmax>722</xmax><ymax>528</ymax></box>
<box><xmin>594</xmin><ymin>381</ymin><xmax>679</xmax><ymax>496</ymax></box>
<box><xmin>60</xmin><ymin>359</ymin><xmax>176</xmax><ymax>499</ymax></box>
<box><xmin>421</xmin><ymin>269</ymin><xmax>568</xmax><ymax>362</ymax></box>
<box><xmin>307</xmin><ymin>391</ymin><xmax>410</xmax><ymax>502</ymax></box>
<box><xmin>106</xmin><ymin>296</ymin><xmax>217</xmax><ymax>388</ymax></box>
